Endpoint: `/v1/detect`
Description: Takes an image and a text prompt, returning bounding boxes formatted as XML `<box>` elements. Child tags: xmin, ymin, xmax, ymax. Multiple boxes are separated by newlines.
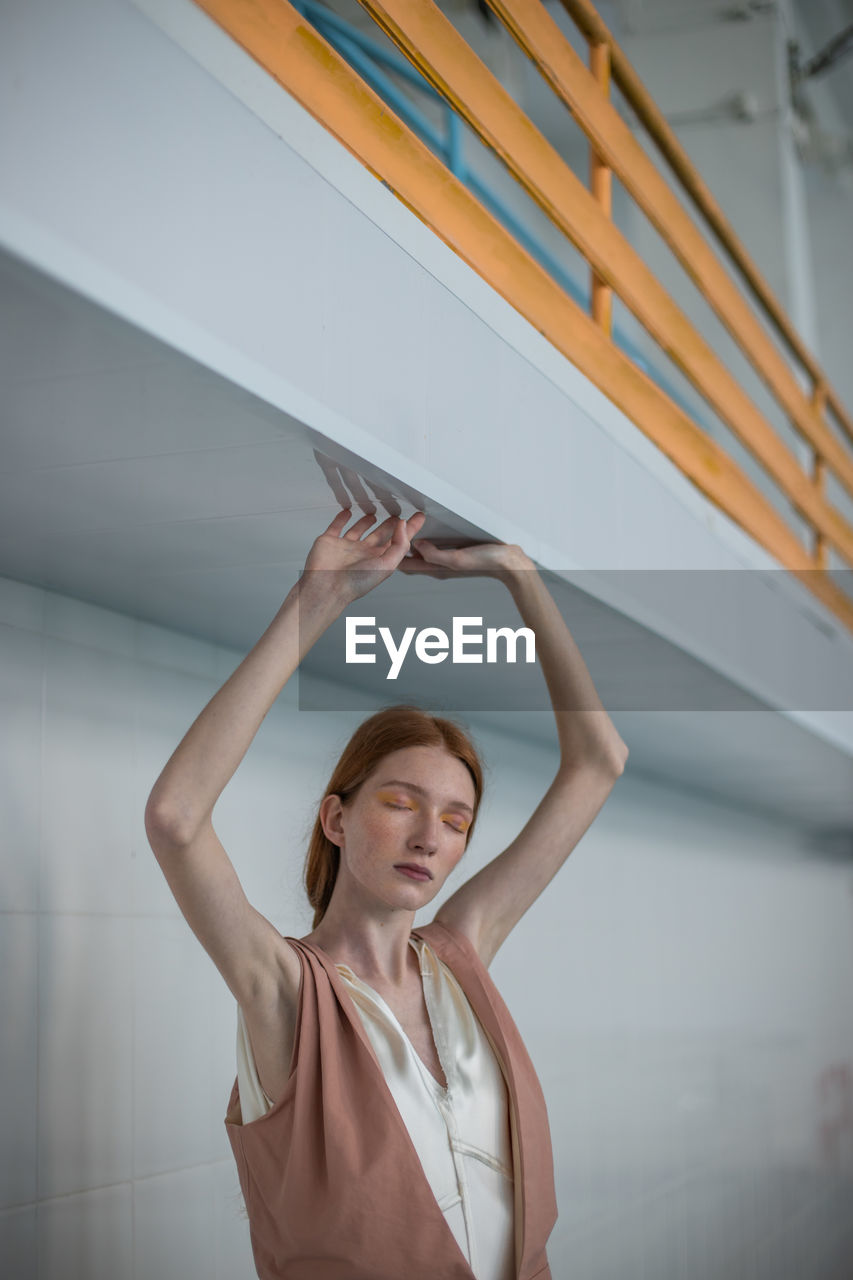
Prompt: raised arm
<box><xmin>400</xmin><ymin>539</ymin><xmax>628</xmax><ymax>966</ymax></box>
<box><xmin>144</xmin><ymin>509</ymin><xmax>425</xmax><ymax>1007</ymax></box>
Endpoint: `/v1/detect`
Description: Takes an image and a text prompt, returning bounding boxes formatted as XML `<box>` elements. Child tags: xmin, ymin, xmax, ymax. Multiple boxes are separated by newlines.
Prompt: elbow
<box><xmin>144</xmin><ymin>794</ymin><xmax>201</xmax><ymax>854</ymax></box>
<box><xmin>566</xmin><ymin>736</ymin><xmax>628</xmax><ymax>778</ymax></box>
<box><xmin>598</xmin><ymin>726</ymin><xmax>629</xmax><ymax>777</ymax></box>
<box><xmin>610</xmin><ymin>741</ymin><xmax>629</xmax><ymax>777</ymax></box>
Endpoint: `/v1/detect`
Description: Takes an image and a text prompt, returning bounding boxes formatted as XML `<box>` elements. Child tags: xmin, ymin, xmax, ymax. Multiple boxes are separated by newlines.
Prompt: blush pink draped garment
<box><xmin>224</xmin><ymin>918</ymin><xmax>557</xmax><ymax>1280</ymax></box>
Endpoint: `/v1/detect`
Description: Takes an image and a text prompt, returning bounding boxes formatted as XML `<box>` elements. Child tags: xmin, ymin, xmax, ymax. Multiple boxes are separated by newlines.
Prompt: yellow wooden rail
<box><xmin>356</xmin><ymin>0</ymin><xmax>853</xmax><ymax>566</ymax></box>
<box><xmin>487</xmin><ymin>0</ymin><xmax>853</xmax><ymax>500</ymax></box>
<box><xmin>588</xmin><ymin>40</ymin><xmax>612</xmax><ymax>336</ymax></box>
<box><xmin>190</xmin><ymin>0</ymin><xmax>853</xmax><ymax>635</ymax></box>
<box><xmin>558</xmin><ymin>0</ymin><xmax>853</xmax><ymax>452</ymax></box>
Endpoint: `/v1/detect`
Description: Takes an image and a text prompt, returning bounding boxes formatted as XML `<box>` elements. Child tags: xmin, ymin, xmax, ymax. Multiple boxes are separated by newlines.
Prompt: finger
<box><xmin>375</xmin><ymin>516</ymin><xmax>407</xmax><ymax>546</ymax></box>
<box><xmin>394</xmin><ymin>516</ymin><xmax>420</xmax><ymax>556</ymax></box>
<box><xmin>322</xmin><ymin>508</ymin><xmax>352</xmax><ymax>535</ymax></box>
<box><xmin>370</xmin><ymin>517</ymin><xmax>413</xmax><ymax>568</ymax></box>
<box><xmin>397</xmin><ymin>559</ymin><xmax>452</xmax><ymax>578</ymax></box>
<box><xmin>343</xmin><ymin>512</ymin><xmax>378</xmax><ymax>539</ymax></box>
<box><xmin>376</xmin><ymin>517</ymin><xmax>411</xmax><ymax>559</ymax></box>
<box><xmin>362</xmin><ymin>514</ymin><xmax>400</xmax><ymax>545</ymax></box>
<box><xmin>366</xmin><ymin>511</ymin><xmax>425</xmax><ymax>550</ymax></box>
<box><xmin>411</xmin><ymin>538</ymin><xmax>459</xmax><ymax>563</ymax></box>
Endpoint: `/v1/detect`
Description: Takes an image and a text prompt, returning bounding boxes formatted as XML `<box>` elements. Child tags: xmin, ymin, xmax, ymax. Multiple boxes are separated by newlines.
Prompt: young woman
<box><xmin>145</xmin><ymin>508</ymin><xmax>628</xmax><ymax>1280</ymax></box>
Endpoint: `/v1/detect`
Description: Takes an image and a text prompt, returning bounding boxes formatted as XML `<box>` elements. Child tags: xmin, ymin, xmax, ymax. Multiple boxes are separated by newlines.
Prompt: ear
<box><xmin>319</xmin><ymin>793</ymin><xmax>345</xmax><ymax>847</ymax></box>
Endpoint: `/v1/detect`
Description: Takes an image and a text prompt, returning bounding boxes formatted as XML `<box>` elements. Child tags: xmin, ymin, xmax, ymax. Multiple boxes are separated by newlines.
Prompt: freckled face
<box><xmin>328</xmin><ymin>745</ymin><xmax>476</xmax><ymax>909</ymax></box>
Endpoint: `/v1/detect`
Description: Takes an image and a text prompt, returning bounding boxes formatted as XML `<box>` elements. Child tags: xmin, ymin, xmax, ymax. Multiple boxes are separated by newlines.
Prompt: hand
<box><xmin>302</xmin><ymin>508</ymin><xmax>427</xmax><ymax>603</ymax></box>
<box><xmin>397</xmin><ymin>537</ymin><xmax>534</xmax><ymax>582</ymax></box>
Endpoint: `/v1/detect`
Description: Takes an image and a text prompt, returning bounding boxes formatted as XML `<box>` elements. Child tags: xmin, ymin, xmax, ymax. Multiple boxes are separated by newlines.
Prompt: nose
<box><xmin>408</xmin><ymin>809</ymin><xmax>441</xmax><ymax>855</ymax></box>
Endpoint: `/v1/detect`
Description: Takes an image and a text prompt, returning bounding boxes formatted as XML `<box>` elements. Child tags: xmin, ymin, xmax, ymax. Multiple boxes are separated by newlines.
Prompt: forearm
<box><xmin>145</xmin><ymin>573</ymin><xmax>346</xmax><ymax>840</ymax></box>
<box><xmin>501</xmin><ymin>560</ymin><xmax>628</xmax><ymax>772</ymax></box>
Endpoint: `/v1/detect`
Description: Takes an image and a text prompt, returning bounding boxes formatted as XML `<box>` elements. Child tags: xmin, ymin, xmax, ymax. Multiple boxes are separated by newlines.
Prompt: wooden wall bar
<box><xmin>588</xmin><ymin>40</ymin><xmax>612</xmax><ymax>336</ymax></box>
<box><xmin>190</xmin><ymin>0</ymin><xmax>853</xmax><ymax>635</ymax></box>
<box><xmin>486</xmin><ymin>0</ymin><xmax>853</xmax><ymax>509</ymax></box>
<box><xmin>557</xmin><ymin>0</ymin><xmax>853</xmax><ymax>457</ymax></box>
<box><xmin>355</xmin><ymin>0</ymin><xmax>853</xmax><ymax>566</ymax></box>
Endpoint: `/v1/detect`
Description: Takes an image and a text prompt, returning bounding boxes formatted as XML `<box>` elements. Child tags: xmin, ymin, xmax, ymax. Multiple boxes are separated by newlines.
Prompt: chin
<box><xmin>392</xmin><ymin>873</ymin><xmax>438</xmax><ymax>898</ymax></box>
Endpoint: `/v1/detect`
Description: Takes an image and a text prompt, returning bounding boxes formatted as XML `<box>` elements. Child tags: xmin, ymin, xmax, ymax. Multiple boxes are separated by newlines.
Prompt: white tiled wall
<box><xmin>1</xmin><ymin>575</ymin><xmax>852</xmax><ymax>1279</ymax></box>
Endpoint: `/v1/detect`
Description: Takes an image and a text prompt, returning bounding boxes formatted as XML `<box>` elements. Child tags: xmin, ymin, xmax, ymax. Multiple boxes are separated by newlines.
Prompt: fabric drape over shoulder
<box><xmin>224</xmin><ymin>918</ymin><xmax>557</xmax><ymax>1280</ymax></box>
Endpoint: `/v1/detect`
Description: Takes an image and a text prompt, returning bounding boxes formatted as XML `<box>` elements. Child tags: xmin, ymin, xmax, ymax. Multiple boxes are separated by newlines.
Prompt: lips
<box><xmin>394</xmin><ymin>864</ymin><xmax>434</xmax><ymax>881</ymax></box>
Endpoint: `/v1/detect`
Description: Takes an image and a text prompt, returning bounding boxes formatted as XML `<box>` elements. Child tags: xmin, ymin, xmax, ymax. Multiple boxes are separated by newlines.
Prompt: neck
<box><xmin>307</xmin><ymin>907</ymin><xmax>419</xmax><ymax>989</ymax></box>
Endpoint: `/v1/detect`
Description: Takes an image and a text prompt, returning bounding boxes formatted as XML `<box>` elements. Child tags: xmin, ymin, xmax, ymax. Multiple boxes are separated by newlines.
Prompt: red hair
<box><xmin>304</xmin><ymin>705</ymin><xmax>484</xmax><ymax>928</ymax></box>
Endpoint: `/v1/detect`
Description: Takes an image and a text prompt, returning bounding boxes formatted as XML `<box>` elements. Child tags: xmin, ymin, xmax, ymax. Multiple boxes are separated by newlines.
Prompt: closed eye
<box><xmin>383</xmin><ymin>796</ymin><xmax>466</xmax><ymax>832</ymax></box>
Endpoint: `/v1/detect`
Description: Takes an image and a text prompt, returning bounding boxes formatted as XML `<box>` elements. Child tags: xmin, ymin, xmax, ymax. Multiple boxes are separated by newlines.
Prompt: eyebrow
<box><xmin>375</xmin><ymin>779</ymin><xmax>474</xmax><ymax>816</ymax></box>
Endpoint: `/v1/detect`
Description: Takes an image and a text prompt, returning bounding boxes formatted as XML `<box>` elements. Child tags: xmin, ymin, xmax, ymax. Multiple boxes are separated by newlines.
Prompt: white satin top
<box><xmin>236</xmin><ymin>934</ymin><xmax>516</xmax><ymax>1280</ymax></box>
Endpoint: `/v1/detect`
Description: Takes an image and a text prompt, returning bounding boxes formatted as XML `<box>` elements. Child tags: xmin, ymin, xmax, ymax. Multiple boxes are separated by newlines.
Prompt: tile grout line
<box><xmin>0</xmin><ymin>1159</ymin><xmax>239</xmax><ymax>1214</ymax></box>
